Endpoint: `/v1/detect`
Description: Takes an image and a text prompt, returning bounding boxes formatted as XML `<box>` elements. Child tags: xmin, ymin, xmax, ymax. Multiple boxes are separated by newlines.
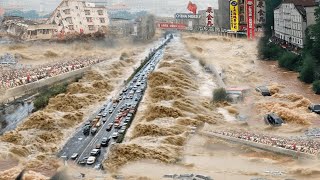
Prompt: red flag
<box><xmin>187</xmin><ymin>1</ymin><xmax>197</xmax><ymax>14</ymax></box>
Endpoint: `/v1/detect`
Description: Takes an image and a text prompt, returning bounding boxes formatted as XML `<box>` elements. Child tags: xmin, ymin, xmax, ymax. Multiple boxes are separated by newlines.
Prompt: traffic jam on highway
<box><xmin>58</xmin><ymin>35</ymin><xmax>173</xmax><ymax>170</ymax></box>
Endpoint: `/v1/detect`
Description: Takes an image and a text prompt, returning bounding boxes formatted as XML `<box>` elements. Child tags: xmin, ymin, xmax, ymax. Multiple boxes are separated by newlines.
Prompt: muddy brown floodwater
<box><xmin>257</xmin><ymin>60</ymin><xmax>320</xmax><ymax>103</ymax></box>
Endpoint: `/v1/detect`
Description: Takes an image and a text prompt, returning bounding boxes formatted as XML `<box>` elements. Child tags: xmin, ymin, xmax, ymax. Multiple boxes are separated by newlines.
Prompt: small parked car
<box><xmin>83</xmin><ymin>126</ymin><xmax>91</xmax><ymax>136</ymax></box>
<box><xmin>95</xmin><ymin>144</ymin><xmax>101</xmax><ymax>149</ymax></box>
<box><xmin>255</xmin><ymin>86</ymin><xmax>271</xmax><ymax>96</ymax></box>
<box><xmin>308</xmin><ymin>104</ymin><xmax>320</xmax><ymax>114</ymax></box>
<box><xmin>101</xmin><ymin>137</ymin><xmax>111</xmax><ymax>147</ymax></box>
<box><xmin>78</xmin><ymin>157</ymin><xmax>88</xmax><ymax>165</ymax></box>
<box><xmin>70</xmin><ymin>153</ymin><xmax>78</xmax><ymax>160</ymax></box>
<box><xmin>91</xmin><ymin>127</ymin><xmax>98</xmax><ymax>135</ymax></box>
<box><xmin>112</xmin><ymin>132</ymin><xmax>119</xmax><ymax>139</ymax></box>
<box><xmin>118</xmin><ymin>129</ymin><xmax>126</xmax><ymax>134</ymax></box>
<box><xmin>90</xmin><ymin>149</ymin><xmax>101</xmax><ymax>156</ymax></box>
<box><xmin>106</xmin><ymin>123</ymin><xmax>113</xmax><ymax>131</ymax></box>
<box><xmin>87</xmin><ymin>156</ymin><xmax>96</xmax><ymax>165</ymax></box>
<box><xmin>264</xmin><ymin>113</ymin><xmax>284</xmax><ymax>126</ymax></box>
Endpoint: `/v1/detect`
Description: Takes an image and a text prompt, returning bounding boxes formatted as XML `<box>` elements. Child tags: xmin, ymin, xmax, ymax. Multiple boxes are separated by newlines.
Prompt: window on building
<box><xmin>99</xmin><ymin>18</ymin><xmax>105</xmax><ymax>23</ymax></box>
<box><xmin>63</xmin><ymin>9</ymin><xmax>71</xmax><ymax>15</ymax></box>
<box><xmin>85</xmin><ymin>10</ymin><xmax>90</xmax><ymax>15</ymax></box>
<box><xmin>88</xmin><ymin>25</ymin><xmax>95</xmax><ymax>31</ymax></box>
<box><xmin>86</xmin><ymin>17</ymin><xmax>93</xmax><ymax>22</ymax></box>
<box><xmin>43</xmin><ymin>29</ymin><xmax>49</xmax><ymax>34</ymax></box>
<box><xmin>97</xmin><ymin>10</ymin><xmax>103</xmax><ymax>15</ymax></box>
<box><xmin>65</xmin><ymin>17</ymin><xmax>73</xmax><ymax>24</ymax></box>
<box><xmin>69</xmin><ymin>25</ymin><xmax>74</xmax><ymax>30</ymax></box>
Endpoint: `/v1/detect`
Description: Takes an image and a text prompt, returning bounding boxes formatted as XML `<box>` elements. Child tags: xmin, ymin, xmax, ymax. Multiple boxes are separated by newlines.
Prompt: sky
<box><xmin>0</xmin><ymin>0</ymin><xmax>218</xmax><ymax>16</ymax></box>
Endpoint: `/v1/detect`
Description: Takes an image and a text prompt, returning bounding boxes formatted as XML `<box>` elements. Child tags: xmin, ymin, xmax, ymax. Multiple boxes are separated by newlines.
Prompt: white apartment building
<box><xmin>47</xmin><ymin>0</ymin><xmax>110</xmax><ymax>35</ymax></box>
<box><xmin>274</xmin><ymin>0</ymin><xmax>318</xmax><ymax>48</ymax></box>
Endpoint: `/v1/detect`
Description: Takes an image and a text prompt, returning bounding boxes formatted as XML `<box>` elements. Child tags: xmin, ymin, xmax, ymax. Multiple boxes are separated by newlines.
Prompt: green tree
<box><xmin>313</xmin><ymin>80</ymin><xmax>320</xmax><ymax>94</ymax></box>
<box><xmin>311</xmin><ymin>7</ymin><xmax>320</xmax><ymax>63</ymax></box>
<box><xmin>303</xmin><ymin>27</ymin><xmax>314</xmax><ymax>56</ymax></box>
<box><xmin>264</xmin><ymin>0</ymin><xmax>282</xmax><ymax>37</ymax></box>
<box><xmin>278</xmin><ymin>52</ymin><xmax>301</xmax><ymax>71</ymax></box>
<box><xmin>300</xmin><ymin>55</ymin><xmax>315</xmax><ymax>83</ymax></box>
<box><xmin>258</xmin><ymin>0</ymin><xmax>282</xmax><ymax>59</ymax></box>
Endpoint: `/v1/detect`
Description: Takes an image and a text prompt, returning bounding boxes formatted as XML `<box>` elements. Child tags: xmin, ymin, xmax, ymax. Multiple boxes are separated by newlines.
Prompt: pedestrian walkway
<box><xmin>0</xmin><ymin>57</ymin><xmax>104</xmax><ymax>89</ymax></box>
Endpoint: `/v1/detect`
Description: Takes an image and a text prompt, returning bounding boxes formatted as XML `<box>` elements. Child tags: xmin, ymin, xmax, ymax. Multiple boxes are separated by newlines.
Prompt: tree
<box><xmin>300</xmin><ymin>55</ymin><xmax>315</xmax><ymax>83</ymax></box>
<box><xmin>311</xmin><ymin>7</ymin><xmax>320</xmax><ymax>63</ymax></box>
<box><xmin>278</xmin><ymin>52</ymin><xmax>301</xmax><ymax>71</ymax></box>
<box><xmin>313</xmin><ymin>80</ymin><xmax>320</xmax><ymax>94</ymax></box>
<box><xmin>264</xmin><ymin>0</ymin><xmax>282</xmax><ymax>37</ymax></box>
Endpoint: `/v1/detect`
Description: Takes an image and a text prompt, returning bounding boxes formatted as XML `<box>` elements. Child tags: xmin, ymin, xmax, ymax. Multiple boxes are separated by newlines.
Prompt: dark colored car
<box><xmin>83</xmin><ymin>126</ymin><xmax>90</xmax><ymax>136</ymax></box>
<box><xmin>255</xmin><ymin>86</ymin><xmax>271</xmax><ymax>96</ymax></box>
<box><xmin>264</xmin><ymin>113</ymin><xmax>284</xmax><ymax>126</ymax></box>
<box><xmin>308</xmin><ymin>104</ymin><xmax>320</xmax><ymax>114</ymax></box>
<box><xmin>101</xmin><ymin>137</ymin><xmax>111</xmax><ymax>147</ymax></box>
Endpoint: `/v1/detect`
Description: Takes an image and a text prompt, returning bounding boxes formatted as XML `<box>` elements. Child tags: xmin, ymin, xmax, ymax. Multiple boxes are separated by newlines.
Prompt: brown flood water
<box><xmin>257</xmin><ymin>60</ymin><xmax>320</xmax><ymax>103</ymax></box>
<box><xmin>0</xmin><ymin>159</ymin><xmax>19</xmax><ymax>172</ymax></box>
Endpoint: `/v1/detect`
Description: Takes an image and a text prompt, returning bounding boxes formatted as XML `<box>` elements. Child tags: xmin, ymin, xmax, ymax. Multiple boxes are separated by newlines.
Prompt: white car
<box><xmin>87</xmin><ymin>156</ymin><xmax>96</xmax><ymax>165</ymax></box>
<box><xmin>70</xmin><ymin>153</ymin><xmax>78</xmax><ymax>160</ymax></box>
<box><xmin>112</xmin><ymin>132</ymin><xmax>119</xmax><ymax>138</ymax></box>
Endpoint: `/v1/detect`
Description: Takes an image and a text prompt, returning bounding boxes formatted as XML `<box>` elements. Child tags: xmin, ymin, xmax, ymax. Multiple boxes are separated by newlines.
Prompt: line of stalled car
<box><xmin>58</xmin><ymin>35</ymin><xmax>173</xmax><ymax>170</ymax></box>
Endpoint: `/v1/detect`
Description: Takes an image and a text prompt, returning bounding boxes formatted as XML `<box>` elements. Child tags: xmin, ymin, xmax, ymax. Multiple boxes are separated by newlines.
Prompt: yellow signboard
<box><xmin>230</xmin><ymin>0</ymin><xmax>239</xmax><ymax>31</ymax></box>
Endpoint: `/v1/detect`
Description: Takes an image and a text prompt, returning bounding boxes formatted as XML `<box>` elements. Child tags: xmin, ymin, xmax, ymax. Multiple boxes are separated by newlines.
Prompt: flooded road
<box><xmin>257</xmin><ymin>60</ymin><xmax>320</xmax><ymax>103</ymax></box>
<box><xmin>0</xmin><ymin>102</ymin><xmax>33</xmax><ymax>135</ymax></box>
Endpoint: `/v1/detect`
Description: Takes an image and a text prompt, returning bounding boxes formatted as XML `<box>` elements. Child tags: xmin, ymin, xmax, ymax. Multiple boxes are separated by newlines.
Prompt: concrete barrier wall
<box><xmin>0</xmin><ymin>66</ymin><xmax>91</xmax><ymax>103</ymax></box>
<box><xmin>200</xmin><ymin>132</ymin><xmax>318</xmax><ymax>160</ymax></box>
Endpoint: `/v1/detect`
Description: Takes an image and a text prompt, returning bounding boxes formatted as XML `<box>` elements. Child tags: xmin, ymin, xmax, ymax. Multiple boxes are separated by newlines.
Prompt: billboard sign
<box><xmin>206</xmin><ymin>7</ymin><xmax>214</xmax><ymax>27</ymax></box>
<box><xmin>175</xmin><ymin>13</ymin><xmax>201</xmax><ymax>19</ymax></box>
<box><xmin>256</xmin><ymin>0</ymin><xmax>266</xmax><ymax>24</ymax></box>
<box><xmin>230</xmin><ymin>0</ymin><xmax>239</xmax><ymax>31</ymax></box>
<box><xmin>246</xmin><ymin>0</ymin><xmax>255</xmax><ymax>39</ymax></box>
<box><xmin>195</xmin><ymin>26</ymin><xmax>216</xmax><ymax>32</ymax></box>
<box><xmin>158</xmin><ymin>23</ymin><xmax>187</xmax><ymax>30</ymax></box>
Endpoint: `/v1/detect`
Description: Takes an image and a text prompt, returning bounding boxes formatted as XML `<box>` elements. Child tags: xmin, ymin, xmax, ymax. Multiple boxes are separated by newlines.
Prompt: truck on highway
<box><xmin>91</xmin><ymin>118</ymin><xmax>100</xmax><ymax>127</ymax></box>
<box><xmin>113</xmin><ymin>99</ymin><xmax>120</xmax><ymax>104</ymax></box>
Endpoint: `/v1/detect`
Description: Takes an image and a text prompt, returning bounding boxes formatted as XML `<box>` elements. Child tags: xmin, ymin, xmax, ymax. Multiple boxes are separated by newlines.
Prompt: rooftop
<box><xmin>283</xmin><ymin>0</ymin><xmax>319</xmax><ymax>7</ymax></box>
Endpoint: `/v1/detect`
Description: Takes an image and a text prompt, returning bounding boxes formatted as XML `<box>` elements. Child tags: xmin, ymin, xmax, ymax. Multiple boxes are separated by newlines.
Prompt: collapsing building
<box><xmin>1</xmin><ymin>0</ymin><xmax>110</xmax><ymax>41</ymax></box>
<box><xmin>47</xmin><ymin>0</ymin><xmax>109</xmax><ymax>36</ymax></box>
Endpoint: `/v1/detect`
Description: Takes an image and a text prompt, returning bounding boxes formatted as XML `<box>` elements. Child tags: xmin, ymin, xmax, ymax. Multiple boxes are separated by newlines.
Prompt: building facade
<box><xmin>215</xmin><ymin>0</ymin><xmax>230</xmax><ymax>29</ymax></box>
<box><xmin>274</xmin><ymin>0</ymin><xmax>318</xmax><ymax>48</ymax></box>
<box><xmin>47</xmin><ymin>0</ymin><xmax>110</xmax><ymax>35</ymax></box>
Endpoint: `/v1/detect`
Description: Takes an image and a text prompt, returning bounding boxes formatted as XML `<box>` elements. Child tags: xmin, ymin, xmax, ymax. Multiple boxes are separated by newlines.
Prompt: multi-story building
<box><xmin>274</xmin><ymin>0</ymin><xmax>318</xmax><ymax>48</ymax></box>
<box><xmin>238</xmin><ymin>0</ymin><xmax>246</xmax><ymax>31</ymax></box>
<box><xmin>215</xmin><ymin>0</ymin><xmax>230</xmax><ymax>29</ymax></box>
<box><xmin>47</xmin><ymin>0</ymin><xmax>110</xmax><ymax>35</ymax></box>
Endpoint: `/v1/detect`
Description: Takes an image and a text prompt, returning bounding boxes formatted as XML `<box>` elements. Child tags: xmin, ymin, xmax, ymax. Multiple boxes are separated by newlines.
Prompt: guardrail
<box><xmin>0</xmin><ymin>66</ymin><xmax>90</xmax><ymax>104</ymax></box>
<box><xmin>200</xmin><ymin>131</ymin><xmax>318</xmax><ymax>160</ymax></box>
